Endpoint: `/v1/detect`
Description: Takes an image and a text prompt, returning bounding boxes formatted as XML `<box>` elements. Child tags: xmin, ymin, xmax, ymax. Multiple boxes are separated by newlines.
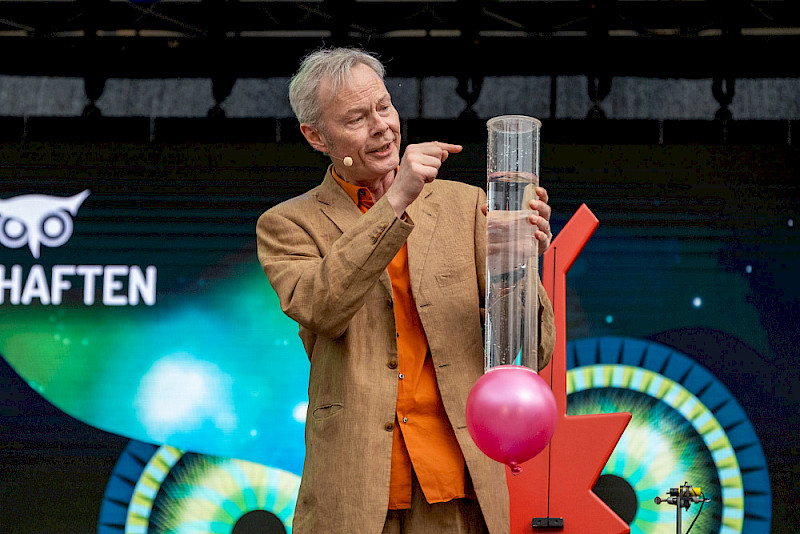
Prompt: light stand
<box><xmin>654</xmin><ymin>482</ymin><xmax>711</xmax><ymax>534</ymax></box>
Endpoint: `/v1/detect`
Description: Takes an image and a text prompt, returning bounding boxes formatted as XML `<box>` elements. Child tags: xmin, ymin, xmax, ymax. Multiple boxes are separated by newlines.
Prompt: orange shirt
<box><xmin>332</xmin><ymin>170</ymin><xmax>469</xmax><ymax>509</ymax></box>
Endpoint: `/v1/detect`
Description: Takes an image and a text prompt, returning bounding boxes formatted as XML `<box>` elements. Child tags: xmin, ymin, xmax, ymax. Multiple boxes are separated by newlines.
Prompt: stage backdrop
<box><xmin>1</xmin><ymin>136</ymin><xmax>797</xmax><ymax>533</ymax></box>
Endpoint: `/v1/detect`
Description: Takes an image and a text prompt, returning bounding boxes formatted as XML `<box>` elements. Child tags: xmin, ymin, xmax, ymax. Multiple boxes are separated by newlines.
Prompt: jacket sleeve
<box><xmin>476</xmin><ymin>187</ymin><xmax>487</xmax><ymax>322</ymax></box>
<box><xmin>537</xmin><ymin>275</ymin><xmax>555</xmax><ymax>370</ymax></box>
<box><xmin>256</xmin><ymin>193</ymin><xmax>413</xmax><ymax>340</ymax></box>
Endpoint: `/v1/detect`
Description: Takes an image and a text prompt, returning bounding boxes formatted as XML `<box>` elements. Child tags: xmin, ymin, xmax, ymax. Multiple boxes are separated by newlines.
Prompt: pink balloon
<box><xmin>466</xmin><ymin>365</ymin><xmax>557</xmax><ymax>475</ymax></box>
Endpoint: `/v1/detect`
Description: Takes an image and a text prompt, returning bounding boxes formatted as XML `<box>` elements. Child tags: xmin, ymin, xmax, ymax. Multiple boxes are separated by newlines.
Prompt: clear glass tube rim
<box><xmin>486</xmin><ymin>114</ymin><xmax>543</xmax><ymax>133</ymax></box>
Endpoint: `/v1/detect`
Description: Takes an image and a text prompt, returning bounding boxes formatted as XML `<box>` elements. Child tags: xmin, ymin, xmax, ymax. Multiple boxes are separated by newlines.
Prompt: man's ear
<box><xmin>300</xmin><ymin>123</ymin><xmax>329</xmax><ymax>154</ymax></box>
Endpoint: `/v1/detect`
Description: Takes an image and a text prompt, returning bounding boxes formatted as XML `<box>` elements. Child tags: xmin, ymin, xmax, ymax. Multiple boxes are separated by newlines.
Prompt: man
<box><xmin>256</xmin><ymin>48</ymin><xmax>555</xmax><ymax>534</ymax></box>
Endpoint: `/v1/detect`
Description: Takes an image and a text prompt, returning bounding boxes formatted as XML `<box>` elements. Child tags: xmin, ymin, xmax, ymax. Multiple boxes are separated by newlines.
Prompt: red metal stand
<box><xmin>507</xmin><ymin>204</ymin><xmax>632</xmax><ymax>533</ymax></box>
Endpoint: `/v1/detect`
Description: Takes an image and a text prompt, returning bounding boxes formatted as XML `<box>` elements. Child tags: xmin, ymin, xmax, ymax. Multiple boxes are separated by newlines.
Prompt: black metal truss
<box><xmin>0</xmin><ymin>0</ymin><xmax>798</xmax><ymax>80</ymax></box>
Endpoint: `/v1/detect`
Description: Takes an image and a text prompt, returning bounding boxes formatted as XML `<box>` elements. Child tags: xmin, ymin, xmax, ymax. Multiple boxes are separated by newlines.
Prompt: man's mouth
<box><xmin>368</xmin><ymin>143</ymin><xmax>392</xmax><ymax>154</ymax></box>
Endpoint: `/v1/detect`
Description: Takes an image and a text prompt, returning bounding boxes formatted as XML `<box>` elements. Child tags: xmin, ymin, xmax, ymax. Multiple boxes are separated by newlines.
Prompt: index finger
<box><xmin>432</xmin><ymin>141</ymin><xmax>463</xmax><ymax>154</ymax></box>
<box><xmin>431</xmin><ymin>141</ymin><xmax>463</xmax><ymax>162</ymax></box>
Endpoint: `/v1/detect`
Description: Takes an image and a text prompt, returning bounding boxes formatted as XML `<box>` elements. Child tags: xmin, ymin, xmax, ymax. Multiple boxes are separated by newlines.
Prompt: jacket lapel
<box><xmin>406</xmin><ymin>186</ymin><xmax>440</xmax><ymax>305</ymax></box>
<box><xmin>316</xmin><ymin>170</ymin><xmax>362</xmax><ymax>233</ymax></box>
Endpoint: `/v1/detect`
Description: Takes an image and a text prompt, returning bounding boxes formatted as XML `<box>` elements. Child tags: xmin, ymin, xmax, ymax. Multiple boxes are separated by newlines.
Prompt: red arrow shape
<box><xmin>507</xmin><ymin>204</ymin><xmax>631</xmax><ymax>533</ymax></box>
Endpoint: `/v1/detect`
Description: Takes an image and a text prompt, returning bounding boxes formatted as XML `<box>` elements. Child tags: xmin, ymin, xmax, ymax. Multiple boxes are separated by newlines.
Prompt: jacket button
<box><xmin>384</xmin><ymin>421</ymin><xmax>394</xmax><ymax>432</ymax></box>
<box><xmin>387</xmin><ymin>360</ymin><xmax>398</xmax><ymax>369</ymax></box>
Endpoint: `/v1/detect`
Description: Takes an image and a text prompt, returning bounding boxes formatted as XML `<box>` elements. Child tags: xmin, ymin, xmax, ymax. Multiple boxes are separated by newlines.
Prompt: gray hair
<box><xmin>288</xmin><ymin>47</ymin><xmax>386</xmax><ymax>128</ymax></box>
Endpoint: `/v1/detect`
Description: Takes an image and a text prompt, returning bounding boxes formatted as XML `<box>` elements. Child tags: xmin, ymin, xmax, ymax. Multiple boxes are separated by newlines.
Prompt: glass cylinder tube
<box><xmin>485</xmin><ymin>115</ymin><xmax>541</xmax><ymax>372</ymax></box>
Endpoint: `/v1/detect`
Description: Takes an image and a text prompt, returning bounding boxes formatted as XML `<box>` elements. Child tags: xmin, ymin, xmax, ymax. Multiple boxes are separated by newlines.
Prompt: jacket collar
<box><xmin>316</xmin><ymin>166</ymin><xmax>363</xmax><ymax>234</ymax></box>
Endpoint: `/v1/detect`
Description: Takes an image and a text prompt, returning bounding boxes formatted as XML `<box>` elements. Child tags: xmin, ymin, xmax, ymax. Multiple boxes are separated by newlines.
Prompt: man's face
<box><xmin>303</xmin><ymin>63</ymin><xmax>401</xmax><ymax>184</ymax></box>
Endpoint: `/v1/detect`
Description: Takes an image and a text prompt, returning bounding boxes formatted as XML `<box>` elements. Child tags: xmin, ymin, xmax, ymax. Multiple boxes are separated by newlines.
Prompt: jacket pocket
<box><xmin>311</xmin><ymin>402</ymin><xmax>344</xmax><ymax>421</ymax></box>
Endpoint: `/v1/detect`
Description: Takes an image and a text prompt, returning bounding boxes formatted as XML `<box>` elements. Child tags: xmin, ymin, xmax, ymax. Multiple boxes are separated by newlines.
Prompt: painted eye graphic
<box><xmin>0</xmin><ymin>190</ymin><xmax>90</xmax><ymax>258</ymax></box>
<box><xmin>567</xmin><ymin>336</ymin><xmax>771</xmax><ymax>533</ymax></box>
<box><xmin>99</xmin><ymin>442</ymin><xmax>300</xmax><ymax>534</ymax></box>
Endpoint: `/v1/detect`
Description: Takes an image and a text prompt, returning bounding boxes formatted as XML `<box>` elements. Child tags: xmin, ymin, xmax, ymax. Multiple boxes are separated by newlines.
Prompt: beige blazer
<box><xmin>257</xmin><ymin>168</ymin><xmax>555</xmax><ymax>534</ymax></box>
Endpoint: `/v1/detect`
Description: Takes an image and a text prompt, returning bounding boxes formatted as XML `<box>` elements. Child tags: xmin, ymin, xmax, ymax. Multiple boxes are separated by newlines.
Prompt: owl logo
<box><xmin>0</xmin><ymin>190</ymin><xmax>91</xmax><ymax>259</ymax></box>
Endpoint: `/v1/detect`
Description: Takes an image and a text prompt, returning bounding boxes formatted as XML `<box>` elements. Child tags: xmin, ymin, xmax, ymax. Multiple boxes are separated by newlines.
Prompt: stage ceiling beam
<box><xmin>0</xmin><ymin>0</ymin><xmax>797</xmax><ymax>79</ymax></box>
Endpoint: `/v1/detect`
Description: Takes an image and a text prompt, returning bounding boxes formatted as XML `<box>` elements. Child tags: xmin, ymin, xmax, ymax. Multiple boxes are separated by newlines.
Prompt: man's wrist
<box><xmin>385</xmin><ymin>189</ymin><xmax>409</xmax><ymax>218</ymax></box>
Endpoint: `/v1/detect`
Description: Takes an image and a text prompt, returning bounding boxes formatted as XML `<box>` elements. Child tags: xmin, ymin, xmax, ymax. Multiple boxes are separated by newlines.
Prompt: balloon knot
<box><xmin>509</xmin><ymin>464</ymin><xmax>522</xmax><ymax>476</ymax></box>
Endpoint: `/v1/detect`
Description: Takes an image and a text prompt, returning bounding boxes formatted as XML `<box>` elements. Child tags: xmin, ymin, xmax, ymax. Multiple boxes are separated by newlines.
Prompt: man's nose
<box><xmin>369</xmin><ymin>111</ymin><xmax>389</xmax><ymax>135</ymax></box>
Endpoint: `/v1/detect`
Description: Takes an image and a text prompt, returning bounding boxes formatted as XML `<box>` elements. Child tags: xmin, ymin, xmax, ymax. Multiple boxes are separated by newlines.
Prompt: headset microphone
<box><xmin>330</xmin><ymin>154</ymin><xmax>353</xmax><ymax>167</ymax></box>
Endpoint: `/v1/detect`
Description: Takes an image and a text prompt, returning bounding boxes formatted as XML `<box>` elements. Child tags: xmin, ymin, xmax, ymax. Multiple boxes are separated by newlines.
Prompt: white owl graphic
<box><xmin>0</xmin><ymin>190</ymin><xmax>91</xmax><ymax>259</ymax></box>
